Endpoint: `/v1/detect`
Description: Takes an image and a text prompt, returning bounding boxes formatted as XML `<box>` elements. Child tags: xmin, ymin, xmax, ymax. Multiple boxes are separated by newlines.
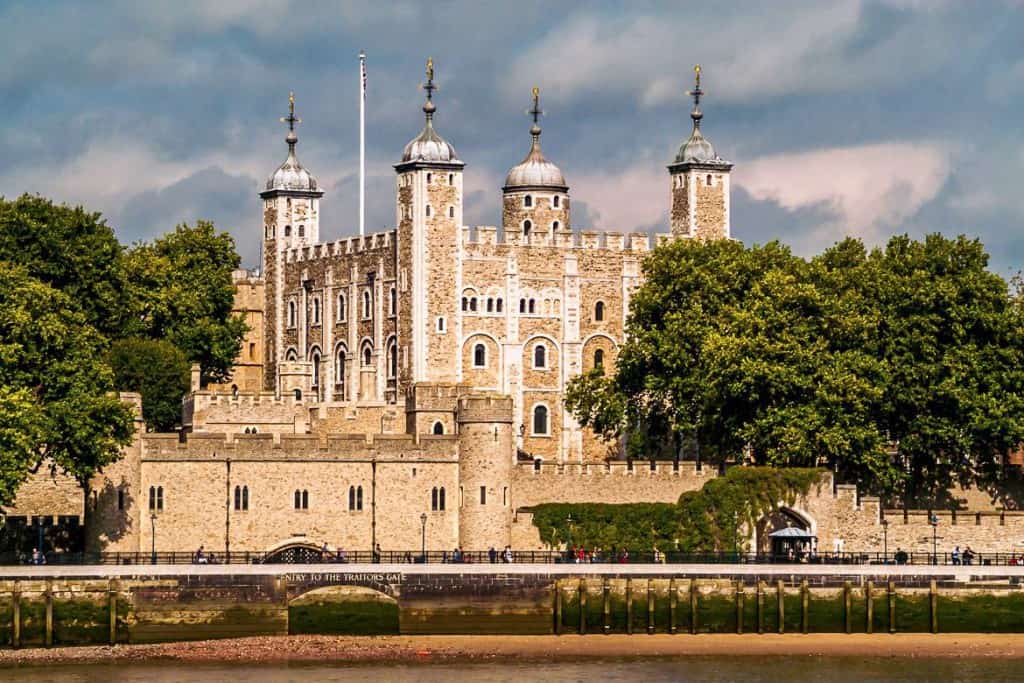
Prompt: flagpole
<box><xmin>359</xmin><ymin>50</ymin><xmax>366</xmax><ymax>236</ymax></box>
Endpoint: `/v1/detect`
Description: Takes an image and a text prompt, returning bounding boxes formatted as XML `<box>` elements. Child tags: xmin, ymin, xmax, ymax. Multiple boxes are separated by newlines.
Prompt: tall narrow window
<box><xmin>533</xmin><ymin>344</ymin><xmax>546</xmax><ymax>368</ymax></box>
<box><xmin>234</xmin><ymin>486</ymin><xmax>241</xmax><ymax>511</ymax></box>
<box><xmin>553</xmin><ymin>195</ymin><xmax>560</xmax><ymax>208</ymax></box>
<box><xmin>473</xmin><ymin>343</ymin><xmax>486</xmax><ymax>368</ymax></box>
<box><xmin>425</xmin><ymin>205</ymin><xmax>432</xmax><ymax>217</ymax></box>
<box><xmin>480</xmin><ymin>486</ymin><xmax>487</xmax><ymax>505</ymax></box>
<box><xmin>706</xmin><ymin>174</ymin><xmax>712</xmax><ymax>186</ymax></box>
<box><xmin>437</xmin><ymin>317</ymin><xmax>446</xmax><ymax>332</ymax></box>
<box><xmin>284</xmin><ymin>225</ymin><xmax>292</xmax><ymax>236</ymax></box>
<box><xmin>388</xmin><ymin>343</ymin><xmax>397</xmax><ymax>378</ymax></box>
<box><xmin>470</xmin><ymin>297</ymin><xmax>477</xmax><ymax>312</ymax></box>
<box><xmin>362</xmin><ymin>291</ymin><xmax>371</xmax><ymax>318</ymax></box>
<box><xmin>524</xmin><ymin>195</ymin><xmax>533</xmax><ymax>208</ymax></box>
<box><xmin>156</xmin><ymin>486</ymin><xmax>163</xmax><ymax>510</ymax></box>
<box><xmin>294</xmin><ymin>388</ymin><xmax>302</xmax><ymax>400</ymax></box>
<box><xmin>348</xmin><ymin>486</ymin><xmax>356</xmax><ymax>511</ymax></box>
<box><xmin>337</xmin><ymin>293</ymin><xmax>346</xmax><ymax>321</ymax></box>
<box><xmin>523</xmin><ymin>220</ymin><xmax>532</xmax><ymax>236</ymax></box>
<box><xmin>462</xmin><ymin>297</ymin><xmax>469</xmax><ymax>311</ymax></box>
<box><xmin>294</xmin><ymin>490</ymin><xmax>301</xmax><ymax>509</ymax></box>
<box><xmin>117</xmin><ymin>489</ymin><xmax>125</xmax><ymax>511</ymax></box>
<box><xmin>594</xmin><ymin>301</ymin><xmax>605</xmax><ymax>321</ymax></box>
<box><xmin>533</xmin><ymin>405</ymin><xmax>549</xmax><ymax>435</ymax></box>
<box><xmin>312</xmin><ymin>297</ymin><xmax>321</xmax><ymax>324</ymax></box>
<box><xmin>594</xmin><ymin>349</ymin><xmax>604</xmax><ymax>369</ymax></box>
<box><xmin>288</xmin><ymin>301</ymin><xmax>296</xmax><ymax>327</ymax></box>
<box><xmin>519</xmin><ymin>299</ymin><xmax>526</xmax><ymax>313</ymax></box>
<box><xmin>528</xmin><ymin>299</ymin><xmax>536</xmax><ymax>314</ymax></box>
<box><xmin>448</xmin><ymin>206</ymin><xmax>455</xmax><ymax>218</ymax></box>
<box><xmin>242</xmin><ymin>486</ymin><xmax>249</xmax><ymax>511</ymax></box>
<box><xmin>486</xmin><ymin>298</ymin><xmax>493</xmax><ymax>313</ymax></box>
<box><xmin>363</xmin><ymin>346</ymin><xmax>372</xmax><ymax>366</ymax></box>
<box><xmin>439</xmin><ymin>487</ymin><xmax>446</xmax><ymax>510</ymax></box>
<box><xmin>448</xmin><ymin>174</ymin><xmax>454</xmax><ymax>184</ymax></box>
<box><xmin>302</xmin><ymin>490</ymin><xmax>309</xmax><ymax>509</ymax></box>
<box><xmin>432</xmin><ymin>487</ymin><xmax>439</xmax><ymax>511</ymax></box>
<box><xmin>552</xmin><ymin>220</ymin><xmax>560</xmax><ymax>231</ymax></box>
<box><xmin>433</xmin><ymin>421</ymin><xmax>444</xmax><ymax>435</ymax></box>
<box><xmin>298</xmin><ymin>225</ymin><xmax>305</xmax><ymax>237</ymax></box>
<box><xmin>336</xmin><ymin>347</ymin><xmax>346</xmax><ymax>387</ymax></box>
<box><xmin>356</xmin><ymin>486</ymin><xmax>363</xmax><ymax>511</ymax></box>
<box><xmin>389</xmin><ymin>287</ymin><xmax>396</xmax><ymax>315</ymax></box>
<box><xmin>149</xmin><ymin>486</ymin><xmax>155</xmax><ymax>510</ymax></box>
<box><xmin>311</xmin><ymin>351</ymin><xmax>321</xmax><ymax>388</ymax></box>
<box><xmin>496</xmin><ymin>298</ymin><xmax>503</xmax><ymax>313</ymax></box>
<box><xmin>426</xmin><ymin>172</ymin><xmax>432</xmax><ymax>184</ymax></box>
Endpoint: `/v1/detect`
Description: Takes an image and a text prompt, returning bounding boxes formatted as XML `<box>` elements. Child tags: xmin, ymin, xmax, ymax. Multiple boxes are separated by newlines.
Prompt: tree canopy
<box><xmin>109</xmin><ymin>338</ymin><xmax>191</xmax><ymax>432</ymax></box>
<box><xmin>566</xmin><ymin>235</ymin><xmax>1024</xmax><ymax>498</ymax></box>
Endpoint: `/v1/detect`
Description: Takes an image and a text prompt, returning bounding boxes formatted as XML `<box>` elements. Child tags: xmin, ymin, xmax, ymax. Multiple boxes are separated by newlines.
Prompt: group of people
<box><xmin>951</xmin><ymin>546</ymin><xmax>978</xmax><ymax>565</ymax></box>
<box><xmin>563</xmin><ymin>546</ymin><xmax>647</xmax><ymax>564</ymax></box>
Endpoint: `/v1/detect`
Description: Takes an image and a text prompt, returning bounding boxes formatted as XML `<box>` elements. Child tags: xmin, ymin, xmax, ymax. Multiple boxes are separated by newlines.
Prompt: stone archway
<box><xmin>289</xmin><ymin>585</ymin><xmax>400</xmax><ymax>635</ymax></box>
<box><xmin>755</xmin><ymin>507</ymin><xmax>815</xmax><ymax>555</ymax></box>
<box><xmin>262</xmin><ymin>542</ymin><xmax>325</xmax><ymax>564</ymax></box>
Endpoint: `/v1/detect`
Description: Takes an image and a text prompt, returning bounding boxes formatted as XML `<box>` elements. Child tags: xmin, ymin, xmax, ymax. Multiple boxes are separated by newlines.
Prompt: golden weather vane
<box><xmin>426</xmin><ymin>57</ymin><xmax>434</xmax><ymax>83</ymax></box>
<box><xmin>281</xmin><ymin>91</ymin><xmax>301</xmax><ymax>132</ymax></box>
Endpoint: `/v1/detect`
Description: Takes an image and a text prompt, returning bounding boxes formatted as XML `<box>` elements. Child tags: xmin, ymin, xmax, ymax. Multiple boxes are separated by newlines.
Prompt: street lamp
<box><xmin>881</xmin><ymin>518</ymin><xmax>889</xmax><ymax>564</ymax></box>
<box><xmin>930</xmin><ymin>514</ymin><xmax>939</xmax><ymax>565</ymax></box>
<box><xmin>566</xmin><ymin>513</ymin><xmax>573</xmax><ymax>561</ymax></box>
<box><xmin>420</xmin><ymin>512</ymin><xmax>427</xmax><ymax>563</ymax></box>
<box><xmin>150</xmin><ymin>512</ymin><xmax>157</xmax><ymax>565</ymax></box>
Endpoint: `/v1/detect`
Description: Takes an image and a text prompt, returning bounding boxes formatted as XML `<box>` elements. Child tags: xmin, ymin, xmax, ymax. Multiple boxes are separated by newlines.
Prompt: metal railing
<box><xmin>4</xmin><ymin>549</ymin><xmax>1023</xmax><ymax>567</ymax></box>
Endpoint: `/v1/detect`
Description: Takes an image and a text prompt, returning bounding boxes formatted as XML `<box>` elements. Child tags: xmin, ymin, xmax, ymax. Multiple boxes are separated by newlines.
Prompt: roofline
<box><xmin>668</xmin><ymin>160</ymin><xmax>734</xmax><ymax>173</ymax></box>
<box><xmin>502</xmin><ymin>184</ymin><xmax>570</xmax><ymax>194</ymax></box>
<box><xmin>393</xmin><ymin>159</ymin><xmax>466</xmax><ymax>173</ymax></box>
<box><xmin>259</xmin><ymin>188</ymin><xmax>325</xmax><ymax>200</ymax></box>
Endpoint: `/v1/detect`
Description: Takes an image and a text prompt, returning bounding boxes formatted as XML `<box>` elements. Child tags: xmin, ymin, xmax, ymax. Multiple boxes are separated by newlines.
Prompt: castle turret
<box><xmin>261</xmin><ymin>93</ymin><xmax>324</xmax><ymax>392</ymax></box>
<box><xmin>456</xmin><ymin>395</ymin><xmax>514</xmax><ymax>549</ymax></box>
<box><xmin>668</xmin><ymin>65</ymin><xmax>732</xmax><ymax>240</ymax></box>
<box><xmin>394</xmin><ymin>58</ymin><xmax>464</xmax><ymax>387</ymax></box>
<box><xmin>502</xmin><ymin>88</ymin><xmax>570</xmax><ymax>243</ymax></box>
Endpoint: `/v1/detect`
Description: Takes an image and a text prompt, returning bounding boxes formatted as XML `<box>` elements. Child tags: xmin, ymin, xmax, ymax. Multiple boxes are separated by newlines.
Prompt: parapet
<box><xmin>462</xmin><ymin>226</ymin><xmax>657</xmax><ymax>253</ymax></box>
<box><xmin>285</xmin><ymin>230</ymin><xmax>396</xmax><ymax>264</ymax></box>
<box><xmin>457</xmin><ymin>394</ymin><xmax>514</xmax><ymax>424</ymax></box>
<box><xmin>406</xmin><ymin>382</ymin><xmax>462</xmax><ymax>412</ymax></box>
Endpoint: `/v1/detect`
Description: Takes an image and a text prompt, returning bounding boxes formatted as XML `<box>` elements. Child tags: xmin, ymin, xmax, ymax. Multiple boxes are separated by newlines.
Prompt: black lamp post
<box><xmin>420</xmin><ymin>512</ymin><xmax>427</xmax><ymax>563</ymax></box>
<box><xmin>150</xmin><ymin>512</ymin><xmax>157</xmax><ymax>565</ymax></box>
<box><xmin>930</xmin><ymin>514</ymin><xmax>939</xmax><ymax>565</ymax></box>
<box><xmin>566</xmin><ymin>513</ymin><xmax>573</xmax><ymax>561</ymax></box>
<box><xmin>881</xmin><ymin>518</ymin><xmax>889</xmax><ymax>564</ymax></box>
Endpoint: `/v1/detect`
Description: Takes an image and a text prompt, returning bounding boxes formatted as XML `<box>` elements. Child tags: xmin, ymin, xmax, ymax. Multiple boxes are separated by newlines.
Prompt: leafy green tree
<box><xmin>124</xmin><ymin>220</ymin><xmax>247</xmax><ymax>384</ymax></box>
<box><xmin>109</xmin><ymin>338</ymin><xmax>191</xmax><ymax>432</ymax></box>
<box><xmin>567</xmin><ymin>235</ymin><xmax>1024</xmax><ymax>498</ymax></box>
<box><xmin>0</xmin><ymin>264</ymin><xmax>134</xmax><ymax>506</ymax></box>
<box><xmin>0</xmin><ymin>194</ymin><xmax>129</xmax><ymax>338</ymax></box>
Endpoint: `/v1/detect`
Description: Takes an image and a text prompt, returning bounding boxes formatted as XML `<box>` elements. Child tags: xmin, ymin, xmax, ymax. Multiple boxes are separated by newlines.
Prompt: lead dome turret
<box><xmin>264</xmin><ymin>93</ymin><xmax>320</xmax><ymax>193</ymax></box>
<box><xmin>503</xmin><ymin>88</ymin><xmax>567</xmax><ymax>192</ymax></box>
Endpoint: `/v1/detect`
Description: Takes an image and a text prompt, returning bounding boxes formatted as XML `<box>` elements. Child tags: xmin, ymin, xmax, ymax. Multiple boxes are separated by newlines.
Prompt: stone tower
<box><xmin>456</xmin><ymin>395</ymin><xmax>514</xmax><ymax>549</ymax></box>
<box><xmin>669</xmin><ymin>65</ymin><xmax>732</xmax><ymax>240</ymax></box>
<box><xmin>261</xmin><ymin>92</ymin><xmax>323</xmax><ymax>391</ymax></box>
<box><xmin>502</xmin><ymin>87</ymin><xmax>570</xmax><ymax>244</ymax></box>
<box><xmin>395</xmin><ymin>58</ymin><xmax>464</xmax><ymax>387</ymax></box>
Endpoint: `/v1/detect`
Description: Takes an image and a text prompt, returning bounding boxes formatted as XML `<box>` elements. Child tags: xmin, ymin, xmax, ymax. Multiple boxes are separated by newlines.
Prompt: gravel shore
<box><xmin>2</xmin><ymin>633</ymin><xmax>1024</xmax><ymax>666</ymax></box>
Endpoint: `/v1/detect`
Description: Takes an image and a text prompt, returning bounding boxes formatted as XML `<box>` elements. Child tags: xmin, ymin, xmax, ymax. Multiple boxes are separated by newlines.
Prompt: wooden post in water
<box><xmin>843</xmin><ymin>581</ymin><xmax>852</xmax><ymax>634</ymax></box>
<box><xmin>44</xmin><ymin>579</ymin><xmax>53</xmax><ymax>647</ymax></box>
<box><xmin>776</xmin><ymin>580</ymin><xmax>785</xmax><ymax>634</ymax></box>
<box><xmin>689</xmin><ymin>580</ymin><xmax>698</xmax><ymax>634</ymax></box>
<box><xmin>736</xmin><ymin>581</ymin><xmax>744</xmax><ymax>635</ymax></box>
<box><xmin>579</xmin><ymin>579</ymin><xmax>587</xmax><ymax>635</ymax></box>
<box><xmin>865</xmin><ymin>581</ymin><xmax>873</xmax><ymax>634</ymax></box>
<box><xmin>554</xmin><ymin>579</ymin><xmax>562</xmax><ymax>635</ymax></box>
<box><xmin>108</xmin><ymin>578</ymin><xmax>118</xmax><ymax>645</ymax></box>
<box><xmin>756</xmin><ymin>581</ymin><xmax>764</xmax><ymax>635</ymax></box>
<box><xmin>602</xmin><ymin>578</ymin><xmax>611</xmax><ymax>634</ymax></box>
<box><xmin>800</xmin><ymin>580</ymin><xmax>809</xmax><ymax>634</ymax></box>
<box><xmin>626</xmin><ymin>578</ymin><xmax>633</xmax><ymax>635</ymax></box>
<box><xmin>888</xmin><ymin>581</ymin><xmax>896</xmax><ymax>634</ymax></box>
<box><xmin>647</xmin><ymin>579</ymin><xmax>655</xmax><ymax>634</ymax></box>
<box><xmin>669</xmin><ymin>578</ymin><xmax>677</xmax><ymax>634</ymax></box>
<box><xmin>929</xmin><ymin>579</ymin><xmax>938</xmax><ymax>634</ymax></box>
<box><xmin>11</xmin><ymin>581</ymin><xmax>20</xmax><ymax>649</ymax></box>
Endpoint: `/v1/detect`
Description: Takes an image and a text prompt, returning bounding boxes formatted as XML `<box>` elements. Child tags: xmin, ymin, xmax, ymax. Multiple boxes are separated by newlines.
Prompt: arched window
<box><xmin>437</xmin><ymin>317</ymin><xmax>446</xmax><ymax>332</ymax></box>
<box><xmin>706</xmin><ymin>174</ymin><xmax>712</xmax><ymax>186</ymax></box>
<box><xmin>389</xmin><ymin>287</ymin><xmax>396</xmax><ymax>315</ymax></box>
<box><xmin>234</xmin><ymin>486</ymin><xmax>241</xmax><ymax>510</ymax></box>
<box><xmin>496</xmin><ymin>298</ymin><xmax>503</xmax><ymax>313</ymax></box>
<box><xmin>528</xmin><ymin>299</ymin><xmax>536</xmax><ymax>314</ymax></box>
<box><xmin>431</xmin><ymin>487</ymin><xmax>439</xmax><ymax>511</ymax></box>
<box><xmin>433</xmin><ymin>421</ymin><xmax>444</xmax><ymax>435</ymax></box>
<box><xmin>284</xmin><ymin>225</ymin><xmax>292</xmax><ymax>236</ymax></box>
<box><xmin>519</xmin><ymin>299</ymin><xmax>526</xmax><ymax>313</ymax></box>
<box><xmin>448</xmin><ymin>174</ymin><xmax>454</xmax><ymax>185</ymax></box>
<box><xmin>362</xmin><ymin>291</ymin><xmax>371</xmax><ymax>318</ymax></box>
<box><xmin>310</xmin><ymin>350</ymin><xmax>321</xmax><ymax>388</ymax></box>
<box><xmin>594</xmin><ymin>349</ymin><xmax>604</xmax><ymax>369</ymax></box>
<box><xmin>594</xmin><ymin>301</ymin><xmax>605</xmax><ymax>322</ymax></box>
<box><xmin>337</xmin><ymin>293</ymin><xmax>346</xmax><ymax>321</ymax></box>
<box><xmin>462</xmin><ymin>297</ymin><xmax>468</xmax><ymax>311</ymax></box>
<box><xmin>524</xmin><ymin>195</ymin><xmax>533</xmax><ymax>208</ymax></box>
<box><xmin>388</xmin><ymin>342</ymin><xmax>397</xmax><ymax>379</ymax></box>
<box><xmin>293</xmin><ymin>388</ymin><xmax>302</xmax><ymax>400</ymax></box>
<box><xmin>356</xmin><ymin>486</ymin><xmax>363</xmax><ymax>510</ymax></box>
<box><xmin>470</xmin><ymin>297</ymin><xmax>477</xmax><ymax>312</ymax></box>
<box><xmin>533</xmin><ymin>344</ymin><xmax>546</xmax><ymax>368</ymax></box>
<box><xmin>148</xmin><ymin>486</ymin><xmax>164</xmax><ymax>511</ymax></box>
<box><xmin>523</xmin><ymin>220</ymin><xmax>532</xmax><ymax>236</ymax></box>
<box><xmin>473</xmin><ymin>343</ymin><xmax>486</xmax><ymax>368</ymax></box>
<box><xmin>294</xmin><ymin>490</ymin><xmax>301</xmax><ymax>509</ymax></box>
<box><xmin>439</xmin><ymin>487</ymin><xmax>446</xmax><ymax>510</ymax></box>
<box><xmin>242</xmin><ymin>486</ymin><xmax>248</xmax><ymax>510</ymax></box>
<box><xmin>362</xmin><ymin>345</ymin><xmax>372</xmax><ymax>366</ymax></box>
<box><xmin>348</xmin><ymin>486</ymin><xmax>356</xmax><ymax>511</ymax></box>
<box><xmin>553</xmin><ymin>195</ymin><xmax>560</xmax><ymax>208</ymax></box>
<box><xmin>288</xmin><ymin>301</ymin><xmax>296</xmax><ymax>327</ymax></box>
<box><xmin>286</xmin><ymin>348</ymin><xmax>298</xmax><ymax>361</ymax></box>
<box><xmin>486</xmin><ymin>298</ymin><xmax>493</xmax><ymax>313</ymax></box>
<box><xmin>336</xmin><ymin>346</ymin><xmax>346</xmax><ymax>384</ymax></box>
<box><xmin>426</xmin><ymin>172</ymin><xmax>432</xmax><ymax>184</ymax></box>
<box><xmin>533</xmin><ymin>405</ymin><xmax>549</xmax><ymax>435</ymax></box>
<box><xmin>552</xmin><ymin>220</ymin><xmax>560</xmax><ymax>231</ymax></box>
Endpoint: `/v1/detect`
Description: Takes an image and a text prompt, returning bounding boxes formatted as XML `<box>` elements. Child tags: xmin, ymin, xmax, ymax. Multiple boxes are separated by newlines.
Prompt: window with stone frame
<box><xmin>389</xmin><ymin>287</ymin><xmax>396</xmax><ymax>315</ymax></box>
<box><xmin>362</xmin><ymin>290</ymin><xmax>372</xmax><ymax>319</ymax></box>
<box><xmin>553</xmin><ymin>195</ymin><xmax>560</xmax><ymax>208</ymax></box>
<box><xmin>288</xmin><ymin>300</ymin><xmax>296</xmax><ymax>328</ymax></box>
<box><xmin>594</xmin><ymin>348</ymin><xmax>605</xmax><ymax>369</ymax></box>
<box><xmin>473</xmin><ymin>343</ymin><xmax>486</xmax><ymax>368</ymax></box>
<box><xmin>337</xmin><ymin>293</ymin><xmax>346</xmax><ymax>321</ymax></box>
<box><xmin>594</xmin><ymin>300</ymin><xmax>605</xmax><ymax>322</ymax></box>
<box><xmin>533</xmin><ymin>343</ymin><xmax>546</xmax><ymax>369</ymax></box>
<box><xmin>532</xmin><ymin>404</ymin><xmax>549</xmax><ymax>435</ymax></box>
<box><xmin>335</xmin><ymin>347</ymin><xmax>347</xmax><ymax>398</ymax></box>
<box><xmin>433</xmin><ymin>421</ymin><xmax>444</xmax><ymax>435</ymax></box>
<box><xmin>524</xmin><ymin>195</ymin><xmax>532</xmax><ymax>208</ymax></box>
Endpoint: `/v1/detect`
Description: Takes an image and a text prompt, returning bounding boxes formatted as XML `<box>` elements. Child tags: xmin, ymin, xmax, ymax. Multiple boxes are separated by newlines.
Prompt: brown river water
<box><xmin>3</xmin><ymin>658</ymin><xmax>1023</xmax><ymax>682</ymax></box>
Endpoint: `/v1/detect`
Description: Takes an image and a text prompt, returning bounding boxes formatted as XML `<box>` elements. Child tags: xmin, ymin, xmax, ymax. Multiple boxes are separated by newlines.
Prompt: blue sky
<box><xmin>2</xmin><ymin>1</ymin><xmax>1023</xmax><ymax>274</ymax></box>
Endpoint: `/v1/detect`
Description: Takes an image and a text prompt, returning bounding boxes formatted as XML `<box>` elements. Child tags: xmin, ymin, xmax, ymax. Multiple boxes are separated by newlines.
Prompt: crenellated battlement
<box><xmin>285</xmin><ymin>229</ymin><xmax>396</xmax><ymax>264</ymax></box>
<box><xmin>457</xmin><ymin>394</ymin><xmax>513</xmax><ymax>424</ymax></box>
<box><xmin>517</xmin><ymin>460</ymin><xmax>714</xmax><ymax>478</ymax></box>
<box><xmin>462</xmin><ymin>226</ymin><xmax>669</xmax><ymax>252</ymax></box>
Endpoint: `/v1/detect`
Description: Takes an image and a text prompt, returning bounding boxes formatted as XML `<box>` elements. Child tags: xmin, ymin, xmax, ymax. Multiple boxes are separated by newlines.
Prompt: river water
<box><xmin>4</xmin><ymin>658</ymin><xmax>1022</xmax><ymax>682</ymax></box>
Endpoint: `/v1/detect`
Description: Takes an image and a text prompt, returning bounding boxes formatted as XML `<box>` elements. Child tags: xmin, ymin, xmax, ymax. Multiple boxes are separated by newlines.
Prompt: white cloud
<box><xmin>569</xmin><ymin>153</ymin><xmax>668</xmax><ymax>232</ymax></box>
<box><xmin>734</xmin><ymin>142</ymin><xmax>951</xmax><ymax>248</ymax></box>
